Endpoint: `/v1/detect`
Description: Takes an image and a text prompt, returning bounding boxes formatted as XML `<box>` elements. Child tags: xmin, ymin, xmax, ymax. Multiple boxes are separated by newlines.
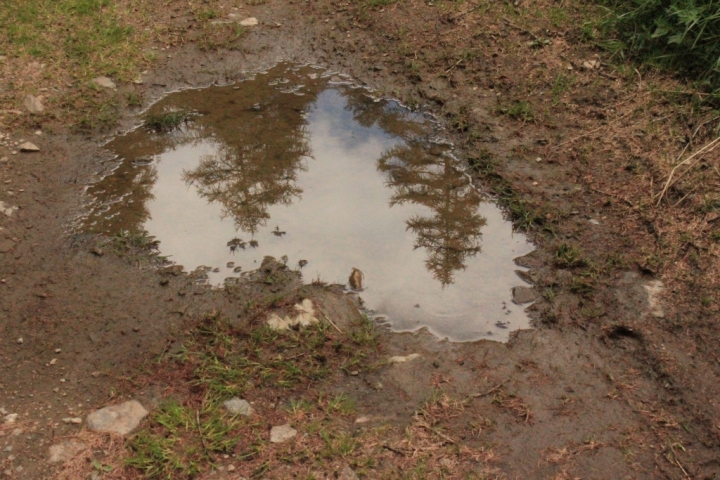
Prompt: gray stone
<box><xmin>269</xmin><ymin>424</ymin><xmax>296</xmax><ymax>443</ymax></box>
<box><xmin>48</xmin><ymin>440</ymin><xmax>86</xmax><ymax>463</ymax></box>
<box><xmin>223</xmin><ymin>398</ymin><xmax>253</xmax><ymax>417</ymax></box>
<box><xmin>19</xmin><ymin>142</ymin><xmax>39</xmax><ymax>152</ymax></box>
<box><xmin>512</xmin><ymin>286</ymin><xmax>539</xmax><ymax>305</ymax></box>
<box><xmin>339</xmin><ymin>466</ymin><xmax>359</xmax><ymax>480</ymax></box>
<box><xmin>86</xmin><ymin>400</ymin><xmax>148</xmax><ymax>435</ymax></box>
<box><xmin>92</xmin><ymin>76</ymin><xmax>116</xmax><ymax>89</ymax></box>
<box><xmin>23</xmin><ymin>95</ymin><xmax>44</xmax><ymax>114</ymax></box>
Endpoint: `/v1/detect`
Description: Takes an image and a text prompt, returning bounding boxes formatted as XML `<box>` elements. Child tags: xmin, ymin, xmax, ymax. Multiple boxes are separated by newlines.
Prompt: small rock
<box><xmin>62</xmin><ymin>417</ymin><xmax>82</xmax><ymax>424</ymax></box>
<box><xmin>23</xmin><ymin>95</ymin><xmax>44</xmax><ymax>114</ymax></box>
<box><xmin>92</xmin><ymin>76</ymin><xmax>116</xmax><ymax>89</ymax></box>
<box><xmin>388</xmin><ymin>353</ymin><xmax>420</xmax><ymax>364</ymax></box>
<box><xmin>222</xmin><ymin>398</ymin><xmax>254</xmax><ymax>417</ymax></box>
<box><xmin>48</xmin><ymin>440</ymin><xmax>86</xmax><ymax>463</ymax></box>
<box><xmin>227</xmin><ymin>465</ymin><xmax>236</xmax><ymax>472</ymax></box>
<box><xmin>511</xmin><ymin>286</ymin><xmax>539</xmax><ymax>305</ymax></box>
<box><xmin>270</xmin><ymin>424</ymin><xmax>297</xmax><ymax>443</ymax></box>
<box><xmin>3</xmin><ymin>446</ymin><xmax>11</xmax><ymax>452</ymax></box>
<box><xmin>0</xmin><ymin>240</ymin><xmax>14</xmax><ymax>253</ymax></box>
<box><xmin>86</xmin><ymin>400</ymin><xmax>148</xmax><ymax>435</ymax></box>
<box><xmin>354</xmin><ymin>416</ymin><xmax>370</xmax><ymax>424</ymax></box>
<box><xmin>19</xmin><ymin>142</ymin><xmax>39</xmax><ymax>152</ymax></box>
<box><xmin>4</xmin><ymin>414</ymin><xmax>18</xmax><ymax>424</ymax></box>
<box><xmin>16</xmin><ymin>338</ymin><xmax>22</xmax><ymax>344</ymax></box>
<box><xmin>239</xmin><ymin>17</ymin><xmax>259</xmax><ymax>26</ymax></box>
<box><xmin>582</xmin><ymin>59</ymin><xmax>599</xmax><ymax>70</ymax></box>
<box><xmin>339</xmin><ymin>465</ymin><xmax>359</xmax><ymax>480</ymax></box>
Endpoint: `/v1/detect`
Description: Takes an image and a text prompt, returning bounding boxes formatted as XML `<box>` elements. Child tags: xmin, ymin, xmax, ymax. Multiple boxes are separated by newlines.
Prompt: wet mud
<box><xmin>1</xmin><ymin>0</ymin><xmax>719</xmax><ymax>478</ymax></box>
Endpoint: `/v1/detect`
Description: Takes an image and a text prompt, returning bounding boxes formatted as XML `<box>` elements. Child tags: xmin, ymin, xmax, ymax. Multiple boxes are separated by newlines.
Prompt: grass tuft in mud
<box><xmin>145</xmin><ymin>111</ymin><xmax>191</xmax><ymax>132</ymax></box>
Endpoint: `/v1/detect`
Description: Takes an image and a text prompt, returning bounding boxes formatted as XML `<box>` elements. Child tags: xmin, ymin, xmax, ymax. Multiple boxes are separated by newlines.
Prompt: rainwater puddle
<box><xmin>84</xmin><ymin>64</ymin><xmax>534</xmax><ymax>342</ymax></box>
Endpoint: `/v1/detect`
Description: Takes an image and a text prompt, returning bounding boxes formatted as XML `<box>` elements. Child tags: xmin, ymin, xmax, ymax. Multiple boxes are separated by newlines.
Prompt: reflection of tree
<box><xmin>182</xmin><ymin>116</ymin><xmax>311</xmax><ymax>234</ymax></box>
<box><xmin>378</xmin><ymin>142</ymin><xmax>486</xmax><ymax>286</ymax></box>
<box><xmin>88</xmin><ymin>64</ymin><xmax>323</xmax><ymax>235</ymax></box>
<box><xmin>337</xmin><ymin>87</ymin><xmax>487</xmax><ymax>285</ymax></box>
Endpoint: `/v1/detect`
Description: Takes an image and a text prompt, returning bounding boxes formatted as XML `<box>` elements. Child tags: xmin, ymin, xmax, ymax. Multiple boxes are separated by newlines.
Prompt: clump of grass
<box><xmin>599</xmin><ymin>0</ymin><xmax>720</xmax><ymax>92</ymax></box>
<box><xmin>145</xmin><ymin>111</ymin><xmax>189</xmax><ymax>132</ymax></box>
<box><xmin>497</xmin><ymin>101</ymin><xmax>535</xmax><ymax>122</ymax></box>
<box><xmin>555</xmin><ymin>243</ymin><xmax>588</xmax><ymax>268</ymax></box>
<box><xmin>127</xmin><ymin>399</ymin><xmax>241</xmax><ymax>479</ymax></box>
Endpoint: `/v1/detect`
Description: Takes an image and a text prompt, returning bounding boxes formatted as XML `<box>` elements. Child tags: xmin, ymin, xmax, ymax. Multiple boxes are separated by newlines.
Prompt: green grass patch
<box><xmin>599</xmin><ymin>0</ymin><xmax>720</xmax><ymax>92</ymax></box>
<box><xmin>496</xmin><ymin>100</ymin><xmax>535</xmax><ymax>122</ymax></box>
<box><xmin>145</xmin><ymin>111</ymin><xmax>190</xmax><ymax>132</ymax></box>
<box><xmin>127</xmin><ymin>399</ymin><xmax>243</xmax><ymax>478</ymax></box>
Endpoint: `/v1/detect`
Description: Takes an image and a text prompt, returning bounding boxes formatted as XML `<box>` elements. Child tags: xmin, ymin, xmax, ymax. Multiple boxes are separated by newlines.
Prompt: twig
<box><xmin>471</xmin><ymin>384</ymin><xmax>504</xmax><ymax>398</ymax></box>
<box><xmin>416</xmin><ymin>421</ymin><xmax>456</xmax><ymax>444</ymax></box>
<box><xmin>382</xmin><ymin>444</ymin><xmax>407</xmax><ymax>456</ymax></box>
<box><xmin>316</xmin><ymin>304</ymin><xmax>343</xmax><ymax>334</ymax></box>
<box><xmin>445</xmin><ymin>57</ymin><xmax>464</xmax><ymax>74</ymax></box>
<box><xmin>655</xmin><ymin>136</ymin><xmax>720</xmax><ymax>206</ymax></box>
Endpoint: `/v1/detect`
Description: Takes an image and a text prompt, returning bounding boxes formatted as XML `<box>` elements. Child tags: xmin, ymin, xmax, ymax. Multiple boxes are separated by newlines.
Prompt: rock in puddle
<box><xmin>48</xmin><ymin>440</ymin><xmax>86</xmax><ymax>463</ymax></box>
<box><xmin>511</xmin><ymin>286</ymin><xmax>539</xmax><ymax>305</ymax></box>
<box><xmin>222</xmin><ymin>398</ymin><xmax>254</xmax><ymax>417</ymax></box>
<box><xmin>86</xmin><ymin>400</ymin><xmax>148</xmax><ymax>435</ymax></box>
<box><xmin>269</xmin><ymin>424</ymin><xmax>296</xmax><ymax>443</ymax></box>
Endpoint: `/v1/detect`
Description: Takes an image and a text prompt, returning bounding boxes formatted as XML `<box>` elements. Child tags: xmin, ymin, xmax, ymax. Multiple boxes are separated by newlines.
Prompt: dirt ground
<box><xmin>2</xmin><ymin>0</ymin><xmax>720</xmax><ymax>478</ymax></box>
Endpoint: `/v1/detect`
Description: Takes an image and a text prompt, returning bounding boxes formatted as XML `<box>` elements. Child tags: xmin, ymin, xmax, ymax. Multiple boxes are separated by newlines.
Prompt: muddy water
<box><xmin>85</xmin><ymin>64</ymin><xmax>534</xmax><ymax>342</ymax></box>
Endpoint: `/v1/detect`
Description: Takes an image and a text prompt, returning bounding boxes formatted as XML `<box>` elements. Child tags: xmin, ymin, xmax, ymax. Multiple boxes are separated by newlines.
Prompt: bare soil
<box><xmin>2</xmin><ymin>0</ymin><xmax>720</xmax><ymax>479</ymax></box>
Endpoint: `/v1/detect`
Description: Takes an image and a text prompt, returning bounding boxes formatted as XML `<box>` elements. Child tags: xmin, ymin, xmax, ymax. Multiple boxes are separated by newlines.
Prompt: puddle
<box><xmin>84</xmin><ymin>64</ymin><xmax>534</xmax><ymax>342</ymax></box>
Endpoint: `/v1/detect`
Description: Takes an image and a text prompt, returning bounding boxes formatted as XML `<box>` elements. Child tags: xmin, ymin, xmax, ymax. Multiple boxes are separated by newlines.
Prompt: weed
<box><xmin>468</xmin><ymin>149</ymin><xmax>496</xmax><ymax>175</ymax></box>
<box><xmin>497</xmin><ymin>101</ymin><xmax>535</xmax><ymax>122</ymax></box>
<box><xmin>125</xmin><ymin>91</ymin><xmax>142</xmax><ymax>108</ymax></box>
<box><xmin>555</xmin><ymin>244</ymin><xmax>587</xmax><ymax>268</ymax></box>
<box><xmin>145</xmin><ymin>111</ymin><xmax>189</xmax><ymax>132</ymax></box>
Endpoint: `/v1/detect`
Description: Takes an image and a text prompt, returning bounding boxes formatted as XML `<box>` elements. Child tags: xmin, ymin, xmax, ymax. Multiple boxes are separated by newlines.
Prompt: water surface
<box><xmin>85</xmin><ymin>64</ymin><xmax>534</xmax><ymax>342</ymax></box>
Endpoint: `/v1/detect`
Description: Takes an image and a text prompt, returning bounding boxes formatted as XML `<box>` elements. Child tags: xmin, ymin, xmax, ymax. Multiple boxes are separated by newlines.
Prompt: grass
<box><xmin>599</xmin><ymin>0</ymin><xmax>720</xmax><ymax>92</ymax></box>
<box><xmin>0</xmin><ymin>0</ymin><xmax>247</xmax><ymax>130</ymax></box>
<box><xmin>145</xmin><ymin>111</ymin><xmax>190</xmax><ymax>132</ymax></box>
<box><xmin>127</xmin><ymin>399</ymin><xmax>242</xmax><ymax>478</ymax></box>
<box><xmin>496</xmin><ymin>100</ymin><xmax>535</xmax><ymax>122</ymax></box>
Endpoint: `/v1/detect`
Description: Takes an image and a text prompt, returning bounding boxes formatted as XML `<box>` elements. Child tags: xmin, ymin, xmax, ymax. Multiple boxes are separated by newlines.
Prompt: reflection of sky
<box><xmin>138</xmin><ymin>88</ymin><xmax>533</xmax><ymax>342</ymax></box>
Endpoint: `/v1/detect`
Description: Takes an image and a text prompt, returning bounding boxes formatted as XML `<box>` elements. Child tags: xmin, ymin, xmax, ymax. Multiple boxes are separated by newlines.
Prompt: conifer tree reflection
<box><xmin>339</xmin><ymin>87</ymin><xmax>487</xmax><ymax>286</ymax></box>
<box><xmin>378</xmin><ymin>142</ymin><xmax>486</xmax><ymax>286</ymax></box>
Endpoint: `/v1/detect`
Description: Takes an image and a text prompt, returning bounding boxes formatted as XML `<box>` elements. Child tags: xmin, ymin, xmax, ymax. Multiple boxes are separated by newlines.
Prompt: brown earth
<box><xmin>1</xmin><ymin>0</ymin><xmax>720</xmax><ymax>479</ymax></box>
